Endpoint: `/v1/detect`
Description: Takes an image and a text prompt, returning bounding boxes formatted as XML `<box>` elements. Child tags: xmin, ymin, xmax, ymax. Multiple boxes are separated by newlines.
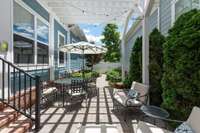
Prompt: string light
<box><xmin>63</xmin><ymin>1</ymin><xmax>132</xmax><ymax>19</ymax></box>
<box><xmin>55</xmin><ymin>1</ymin><xmax>143</xmax><ymax>26</ymax></box>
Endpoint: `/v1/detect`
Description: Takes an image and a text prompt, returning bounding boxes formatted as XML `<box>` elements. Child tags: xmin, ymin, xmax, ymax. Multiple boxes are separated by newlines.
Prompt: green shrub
<box><xmin>161</xmin><ymin>9</ymin><xmax>200</xmax><ymax>120</ymax></box>
<box><xmin>106</xmin><ymin>68</ymin><xmax>122</xmax><ymax>83</ymax></box>
<box><xmin>149</xmin><ymin>28</ymin><xmax>165</xmax><ymax>106</ymax></box>
<box><xmin>72</xmin><ymin>71</ymin><xmax>99</xmax><ymax>78</ymax></box>
<box><xmin>123</xmin><ymin>37</ymin><xmax>142</xmax><ymax>88</ymax></box>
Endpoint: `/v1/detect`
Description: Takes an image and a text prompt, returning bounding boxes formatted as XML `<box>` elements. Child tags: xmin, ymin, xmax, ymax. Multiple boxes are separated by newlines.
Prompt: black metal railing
<box><xmin>0</xmin><ymin>57</ymin><xmax>41</xmax><ymax>131</ymax></box>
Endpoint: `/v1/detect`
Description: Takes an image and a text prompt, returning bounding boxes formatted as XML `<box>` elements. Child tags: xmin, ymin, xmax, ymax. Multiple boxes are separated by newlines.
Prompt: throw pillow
<box><xmin>174</xmin><ymin>122</ymin><xmax>194</xmax><ymax>133</ymax></box>
<box><xmin>127</xmin><ymin>89</ymin><xmax>139</xmax><ymax>99</ymax></box>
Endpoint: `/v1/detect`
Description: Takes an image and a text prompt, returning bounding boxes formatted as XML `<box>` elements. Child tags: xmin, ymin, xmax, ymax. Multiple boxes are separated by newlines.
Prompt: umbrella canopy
<box><xmin>59</xmin><ymin>41</ymin><xmax>106</xmax><ymax>54</ymax></box>
<box><xmin>59</xmin><ymin>41</ymin><xmax>106</xmax><ymax>78</ymax></box>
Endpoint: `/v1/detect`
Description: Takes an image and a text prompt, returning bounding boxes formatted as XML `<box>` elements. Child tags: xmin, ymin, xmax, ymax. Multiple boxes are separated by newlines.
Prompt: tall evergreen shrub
<box><xmin>161</xmin><ymin>9</ymin><xmax>200</xmax><ymax>120</ymax></box>
<box><xmin>124</xmin><ymin>37</ymin><xmax>142</xmax><ymax>87</ymax></box>
<box><xmin>149</xmin><ymin>28</ymin><xmax>165</xmax><ymax>106</ymax></box>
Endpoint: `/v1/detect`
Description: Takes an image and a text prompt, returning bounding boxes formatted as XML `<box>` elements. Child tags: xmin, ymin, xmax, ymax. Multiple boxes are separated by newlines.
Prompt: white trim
<box><xmin>57</xmin><ymin>31</ymin><xmax>66</xmax><ymax>67</ymax></box>
<box><xmin>157</xmin><ymin>6</ymin><xmax>160</xmax><ymax>30</ymax></box>
<box><xmin>13</xmin><ymin>32</ymin><xmax>35</xmax><ymax>41</ymax></box>
<box><xmin>199</xmin><ymin>0</ymin><xmax>200</xmax><ymax>9</ymax></box>
<box><xmin>34</xmin><ymin>15</ymin><xmax>37</xmax><ymax>66</ymax></box>
<box><xmin>171</xmin><ymin>0</ymin><xmax>176</xmax><ymax>26</ymax></box>
<box><xmin>10</xmin><ymin>0</ymin><xmax>14</xmax><ymax>63</ymax></box>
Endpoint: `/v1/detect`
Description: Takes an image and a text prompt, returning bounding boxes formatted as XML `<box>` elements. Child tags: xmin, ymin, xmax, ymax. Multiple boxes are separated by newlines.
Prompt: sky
<box><xmin>78</xmin><ymin>23</ymin><xmax>123</xmax><ymax>46</ymax></box>
<box><xmin>77</xmin><ymin>0</ymin><xmax>144</xmax><ymax>46</ymax></box>
<box><xmin>78</xmin><ymin>16</ymin><xmax>139</xmax><ymax>46</ymax></box>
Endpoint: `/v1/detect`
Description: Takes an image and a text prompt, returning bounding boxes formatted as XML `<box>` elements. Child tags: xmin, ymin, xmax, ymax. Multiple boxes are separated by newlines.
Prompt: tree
<box><xmin>149</xmin><ymin>28</ymin><xmax>165</xmax><ymax>106</ymax></box>
<box><xmin>101</xmin><ymin>24</ymin><xmax>121</xmax><ymax>62</ymax></box>
<box><xmin>85</xmin><ymin>54</ymin><xmax>102</xmax><ymax>70</ymax></box>
<box><xmin>161</xmin><ymin>9</ymin><xmax>200</xmax><ymax>120</ymax></box>
<box><xmin>124</xmin><ymin>37</ymin><xmax>142</xmax><ymax>87</ymax></box>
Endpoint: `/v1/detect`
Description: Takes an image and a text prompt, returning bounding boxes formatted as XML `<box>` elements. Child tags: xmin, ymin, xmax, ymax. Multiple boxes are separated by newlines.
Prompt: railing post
<box><xmin>35</xmin><ymin>76</ymin><xmax>41</xmax><ymax>131</ymax></box>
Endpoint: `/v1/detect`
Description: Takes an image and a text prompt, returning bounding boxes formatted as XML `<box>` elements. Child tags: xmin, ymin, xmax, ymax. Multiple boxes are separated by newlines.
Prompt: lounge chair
<box><xmin>41</xmin><ymin>81</ymin><xmax>57</xmax><ymax>106</ymax></box>
<box><xmin>134</xmin><ymin>106</ymin><xmax>200</xmax><ymax>133</ymax></box>
<box><xmin>113</xmin><ymin>81</ymin><xmax>149</xmax><ymax>111</ymax></box>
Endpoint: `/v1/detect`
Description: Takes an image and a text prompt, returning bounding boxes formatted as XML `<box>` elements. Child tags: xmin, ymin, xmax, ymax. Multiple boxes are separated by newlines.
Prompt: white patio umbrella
<box><xmin>60</xmin><ymin>41</ymin><xmax>106</xmax><ymax>77</ymax></box>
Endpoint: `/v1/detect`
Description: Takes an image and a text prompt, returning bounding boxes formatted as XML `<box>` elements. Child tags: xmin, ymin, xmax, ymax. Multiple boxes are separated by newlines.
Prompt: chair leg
<box><xmin>85</xmin><ymin>94</ymin><xmax>88</xmax><ymax>107</ymax></box>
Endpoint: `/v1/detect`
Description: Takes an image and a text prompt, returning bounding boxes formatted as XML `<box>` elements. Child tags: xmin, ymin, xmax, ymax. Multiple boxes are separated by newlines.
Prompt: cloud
<box><xmin>85</xmin><ymin>34</ymin><xmax>104</xmax><ymax>44</ymax></box>
<box><xmin>83</xmin><ymin>29</ymin><xmax>90</xmax><ymax>34</ymax></box>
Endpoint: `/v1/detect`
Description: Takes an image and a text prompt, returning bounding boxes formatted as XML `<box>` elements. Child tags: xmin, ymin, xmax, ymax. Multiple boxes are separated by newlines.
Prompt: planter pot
<box><xmin>110</xmin><ymin>82</ymin><xmax>126</xmax><ymax>89</ymax></box>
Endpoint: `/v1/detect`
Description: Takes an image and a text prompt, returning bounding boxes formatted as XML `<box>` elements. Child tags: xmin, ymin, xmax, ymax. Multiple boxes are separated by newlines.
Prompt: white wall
<box><xmin>93</xmin><ymin>62</ymin><xmax>121</xmax><ymax>73</ymax></box>
<box><xmin>0</xmin><ymin>0</ymin><xmax>13</xmax><ymax>99</ymax></box>
<box><xmin>0</xmin><ymin>0</ymin><xmax>13</xmax><ymax>61</ymax></box>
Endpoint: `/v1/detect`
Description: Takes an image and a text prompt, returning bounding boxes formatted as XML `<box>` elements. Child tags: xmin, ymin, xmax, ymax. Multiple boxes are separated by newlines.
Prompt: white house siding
<box><xmin>148</xmin><ymin>8</ymin><xmax>158</xmax><ymax>34</ymax></box>
<box><xmin>160</xmin><ymin>0</ymin><xmax>172</xmax><ymax>36</ymax></box>
<box><xmin>125</xmin><ymin>26</ymin><xmax>142</xmax><ymax>71</ymax></box>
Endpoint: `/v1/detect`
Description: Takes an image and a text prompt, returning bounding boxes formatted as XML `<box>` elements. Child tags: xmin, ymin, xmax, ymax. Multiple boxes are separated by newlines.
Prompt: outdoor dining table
<box><xmin>54</xmin><ymin>77</ymin><xmax>84</xmax><ymax>107</ymax></box>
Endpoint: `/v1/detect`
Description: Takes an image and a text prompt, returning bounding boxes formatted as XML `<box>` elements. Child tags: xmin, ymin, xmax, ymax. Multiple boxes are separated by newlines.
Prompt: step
<box><xmin>0</xmin><ymin>102</ymin><xmax>8</xmax><ymax>111</ymax></box>
<box><xmin>0</xmin><ymin>115</ymin><xmax>32</xmax><ymax>133</ymax></box>
<box><xmin>0</xmin><ymin>107</ymin><xmax>21</xmax><ymax>128</ymax></box>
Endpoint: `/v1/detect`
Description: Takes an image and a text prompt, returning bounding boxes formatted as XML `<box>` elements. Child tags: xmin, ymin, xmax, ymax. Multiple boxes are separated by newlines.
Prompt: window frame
<box><xmin>13</xmin><ymin>0</ymin><xmax>50</xmax><ymax>67</ymax></box>
<box><xmin>57</xmin><ymin>31</ymin><xmax>66</xmax><ymax>67</ymax></box>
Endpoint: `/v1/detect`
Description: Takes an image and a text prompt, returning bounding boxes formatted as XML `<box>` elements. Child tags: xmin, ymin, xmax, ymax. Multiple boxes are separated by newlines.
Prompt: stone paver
<box><xmin>36</xmin><ymin>74</ymin><xmax>164</xmax><ymax>133</ymax></box>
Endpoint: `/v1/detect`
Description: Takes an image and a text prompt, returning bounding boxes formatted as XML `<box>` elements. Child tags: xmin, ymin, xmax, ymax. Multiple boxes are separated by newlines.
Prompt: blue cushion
<box><xmin>127</xmin><ymin>89</ymin><xmax>139</xmax><ymax>98</ymax></box>
<box><xmin>174</xmin><ymin>122</ymin><xmax>194</xmax><ymax>133</ymax></box>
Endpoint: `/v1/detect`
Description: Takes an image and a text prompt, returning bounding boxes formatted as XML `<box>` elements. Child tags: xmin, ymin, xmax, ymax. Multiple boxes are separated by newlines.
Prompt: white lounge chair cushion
<box><xmin>68</xmin><ymin>90</ymin><xmax>87</xmax><ymax>96</ymax></box>
<box><xmin>135</xmin><ymin>121</ymin><xmax>172</xmax><ymax>133</ymax></box>
<box><xmin>113</xmin><ymin>91</ymin><xmax>142</xmax><ymax>107</ymax></box>
<box><xmin>186</xmin><ymin>106</ymin><xmax>200</xmax><ymax>133</ymax></box>
<box><xmin>174</xmin><ymin>122</ymin><xmax>194</xmax><ymax>133</ymax></box>
<box><xmin>43</xmin><ymin>87</ymin><xmax>57</xmax><ymax>95</ymax></box>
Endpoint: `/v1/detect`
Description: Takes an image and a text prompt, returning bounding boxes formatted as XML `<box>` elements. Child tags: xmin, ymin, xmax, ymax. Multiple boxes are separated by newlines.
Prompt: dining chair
<box><xmin>66</xmin><ymin>79</ymin><xmax>88</xmax><ymax>107</ymax></box>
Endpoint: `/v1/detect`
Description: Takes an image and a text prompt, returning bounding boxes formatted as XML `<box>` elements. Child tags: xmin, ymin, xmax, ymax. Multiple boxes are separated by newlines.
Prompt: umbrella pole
<box><xmin>82</xmin><ymin>49</ymin><xmax>85</xmax><ymax>78</ymax></box>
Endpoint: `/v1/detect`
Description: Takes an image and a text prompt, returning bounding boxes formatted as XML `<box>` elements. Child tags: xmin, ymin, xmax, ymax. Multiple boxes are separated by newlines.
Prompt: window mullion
<box><xmin>34</xmin><ymin>16</ymin><xmax>37</xmax><ymax>66</ymax></box>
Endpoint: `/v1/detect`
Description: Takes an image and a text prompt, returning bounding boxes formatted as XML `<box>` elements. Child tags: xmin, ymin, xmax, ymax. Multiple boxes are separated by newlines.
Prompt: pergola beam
<box><xmin>40</xmin><ymin>0</ymin><xmax>141</xmax><ymax>25</ymax></box>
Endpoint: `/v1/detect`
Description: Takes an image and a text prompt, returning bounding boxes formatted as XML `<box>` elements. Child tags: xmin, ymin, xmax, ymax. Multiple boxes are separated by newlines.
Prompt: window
<box><xmin>58</xmin><ymin>32</ymin><xmax>65</xmax><ymax>66</ymax></box>
<box><xmin>37</xmin><ymin>19</ymin><xmax>49</xmax><ymax>64</ymax></box>
<box><xmin>14</xmin><ymin>34</ymin><xmax>34</xmax><ymax>64</ymax></box>
<box><xmin>13</xmin><ymin>1</ymin><xmax>50</xmax><ymax>65</ymax></box>
<box><xmin>13</xmin><ymin>2</ymin><xmax>34</xmax><ymax>39</ymax></box>
<box><xmin>175</xmin><ymin>0</ymin><xmax>199</xmax><ymax>19</ymax></box>
<box><xmin>37</xmin><ymin>42</ymin><xmax>49</xmax><ymax>64</ymax></box>
<box><xmin>59</xmin><ymin>52</ymin><xmax>64</xmax><ymax>64</ymax></box>
<box><xmin>37</xmin><ymin>19</ymin><xmax>49</xmax><ymax>44</ymax></box>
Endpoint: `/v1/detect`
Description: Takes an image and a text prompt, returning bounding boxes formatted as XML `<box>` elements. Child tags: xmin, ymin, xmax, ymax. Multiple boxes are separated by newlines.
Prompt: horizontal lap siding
<box><xmin>22</xmin><ymin>0</ymin><xmax>49</xmax><ymax>21</ymax></box>
<box><xmin>11</xmin><ymin>69</ymin><xmax>50</xmax><ymax>92</ymax></box>
<box><xmin>148</xmin><ymin>9</ymin><xmax>158</xmax><ymax>34</ymax></box>
<box><xmin>54</xmin><ymin>20</ymin><xmax>68</xmax><ymax>79</ymax></box>
<box><xmin>54</xmin><ymin>20</ymin><xmax>68</xmax><ymax>66</ymax></box>
<box><xmin>125</xmin><ymin>26</ymin><xmax>142</xmax><ymax>71</ymax></box>
<box><xmin>160</xmin><ymin>0</ymin><xmax>172</xmax><ymax>36</ymax></box>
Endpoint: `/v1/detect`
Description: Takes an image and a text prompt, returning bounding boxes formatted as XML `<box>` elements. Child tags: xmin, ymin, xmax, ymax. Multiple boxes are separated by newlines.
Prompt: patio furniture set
<box><xmin>111</xmin><ymin>81</ymin><xmax>200</xmax><ymax>133</ymax></box>
<box><xmin>41</xmin><ymin>77</ymin><xmax>200</xmax><ymax>133</ymax></box>
<box><xmin>41</xmin><ymin>72</ymin><xmax>98</xmax><ymax>108</ymax></box>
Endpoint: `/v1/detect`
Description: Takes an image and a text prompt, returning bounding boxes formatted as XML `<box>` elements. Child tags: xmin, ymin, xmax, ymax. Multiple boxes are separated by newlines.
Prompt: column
<box><xmin>67</xmin><ymin>30</ymin><xmax>71</xmax><ymax>72</ymax></box>
<box><xmin>142</xmin><ymin>15</ymin><xmax>149</xmax><ymax>85</ymax></box>
<box><xmin>49</xmin><ymin>14</ymin><xmax>55</xmax><ymax>80</ymax></box>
